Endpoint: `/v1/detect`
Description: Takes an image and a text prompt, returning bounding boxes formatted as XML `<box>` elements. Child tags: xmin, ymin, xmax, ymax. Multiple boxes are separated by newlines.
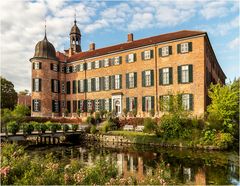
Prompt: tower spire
<box><xmin>44</xmin><ymin>19</ymin><xmax>47</xmax><ymax>39</ymax></box>
<box><xmin>74</xmin><ymin>9</ymin><xmax>76</xmax><ymax>25</ymax></box>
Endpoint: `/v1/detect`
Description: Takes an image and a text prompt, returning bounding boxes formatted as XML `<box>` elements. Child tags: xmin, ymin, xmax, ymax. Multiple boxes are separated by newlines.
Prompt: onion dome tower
<box><xmin>30</xmin><ymin>23</ymin><xmax>60</xmax><ymax>117</ymax></box>
<box><xmin>70</xmin><ymin>16</ymin><xmax>81</xmax><ymax>53</ymax></box>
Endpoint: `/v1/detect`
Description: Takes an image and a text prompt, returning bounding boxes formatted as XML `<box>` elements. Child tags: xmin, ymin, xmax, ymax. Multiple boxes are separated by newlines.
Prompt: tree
<box><xmin>13</xmin><ymin>104</ymin><xmax>31</xmax><ymax>117</ymax></box>
<box><xmin>1</xmin><ymin>76</ymin><xmax>18</xmax><ymax>110</ymax></box>
<box><xmin>19</xmin><ymin>89</ymin><xmax>29</xmax><ymax>95</ymax></box>
<box><xmin>207</xmin><ymin>81</ymin><xmax>239</xmax><ymax>136</ymax></box>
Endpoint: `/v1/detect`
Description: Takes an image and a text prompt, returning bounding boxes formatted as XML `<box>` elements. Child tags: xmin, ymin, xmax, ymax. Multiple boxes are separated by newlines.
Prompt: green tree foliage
<box><xmin>13</xmin><ymin>104</ymin><xmax>31</xmax><ymax>117</ymax></box>
<box><xmin>207</xmin><ymin>81</ymin><xmax>239</xmax><ymax>136</ymax></box>
<box><xmin>143</xmin><ymin>118</ymin><xmax>157</xmax><ymax>133</ymax></box>
<box><xmin>18</xmin><ymin>89</ymin><xmax>29</xmax><ymax>95</ymax></box>
<box><xmin>1</xmin><ymin>76</ymin><xmax>18</xmax><ymax>110</ymax></box>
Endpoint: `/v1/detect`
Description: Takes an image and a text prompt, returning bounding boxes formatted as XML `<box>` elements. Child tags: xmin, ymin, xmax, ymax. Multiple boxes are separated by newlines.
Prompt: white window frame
<box><xmin>54</xmin><ymin>80</ymin><xmax>58</xmax><ymax>92</ymax></box>
<box><xmin>66</xmin><ymin>66</ymin><xmax>70</xmax><ymax>73</ymax></box>
<box><xmin>80</xmin><ymin>64</ymin><xmax>84</xmax><ymax>71</ymax></box>
<box><xmin>34</xmin><ymin>79</ymin><xmax>40</xmax><ymax>92</ymax></box>
<box><xmin>144</xmin><ymin>50</ymin><xmax>151</xmax><ymax>60</ymax></box>
<box><xmin>129</xmin><ymin>97</ymin><xmax>135</xmax><ymax>111</ymax></box>
<box><xmin>162</xmin><ymin>46</ymin><xmax>169</xmax><ymax>56</ymax></box>
<box><xmin>129</xmin><ymin>72</ymin><xmax>134</xmax><ymax>88</ymax></box>
<box><xmin>54</xmin><ymin>100</ymin><xmax>59</xmax><ymax>112</ymax></box>
<box><xmin>87</xmin><ymin>100</ymin><xmax>92</xmax><ymax>111</ymax></box>
<box><xmin>145</xmin><ymin>96</ymin><xmax>151</xmax><ymax>112</ymax></box>
<box><xmin>128</xmin><ymin>53</ymin><xmax>134</xmax><ymax>63</ymax></box>
<box><xmin>104</xmin><ymin>58</ymin><xmax>109</xmax><ymax>67</ymax></box>
<box><xmin>105</xmin><ymin>76</ymin><xmax>109</xmax><ymax>90</ymax></box>
<box><xmin>95</xmin><ymin>60</ymin><xmax>99</xmax><ymax>69</ymax></box>
<box><xmin>181</xmin><ymin>43</ymin><xmax>189</xmax><ymax>53</ymax></box>
<box><xmin>163</xmin><ymin>68</ymin><xmax>170</xmax><ymax>85</ymax></box>
<box><xmin>95</xmin><ymin>77</ymin><xmax>100</xmax><ymax>91</ymax></box>
<box><xmin>114</xmin><ymin>57</ymin><xmax>120</xmax><ymax>65</ymax></box>
<box><xmin>182</xmin><ymin>94</ymin><xmax>190</xmax><ymax>110</ymax></box>
<box><xmin>87</xmin><ymin>62</ymin><xmax>92</xmax><ymax>70</ymax></box>
<box><xmin>62</xmin><ymin>82</ymin><xmax>65</xmax><ymax>93</ymax></box>
<box><xmin>80</xmin><ymin>80</ymin><xmax>84</xmax><ymax>92</ymax></box>
<box><xmin>105</xmin><ymin>99</ymin><xmax>109</xmax><ymax>111</ymax></box>
<box><xmin>33</xmin><ymin>100</ymin><xmax>40</xmax><ymax>112</ymax></box>
<box><xmin>95</xmin><ymin>99</ymin><xmax>100</xmax><ymax>112</ymax></box>
<box><xmin>87</xmin><ymin>79</ymin><xmax>91</xmax><ymax>92</ymax></box>
<box><xmin>53</xmin><ymin>64</ymin><xmax>58</xmax><ymax>72</ymax></box>
<box><xmin>145</xmin><ymin>70</ymin><xmax>151</xmax><ymax>86</ymax></box>
<box><xmin>182</xmin><ymin>65</ymin><xmax>189</xmax><ymax>83</ymax></box>
<box><xmin>115</xmin><ymin>75</ymin><xmax>120</xmax><ymax>89</ymax></box>
<box><xmin>34</xmin><ymin>62</ymin><xmax>40</xmax><ymax>69</ymax></box>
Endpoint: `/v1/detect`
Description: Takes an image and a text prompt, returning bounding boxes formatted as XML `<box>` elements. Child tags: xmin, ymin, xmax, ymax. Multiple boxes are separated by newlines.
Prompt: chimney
<box><xmin>89</xmin><ymin>43</ymin><xmax>95</xmax><ymax>51</ymax></box>
<box><xmin>127</xmin><ymin>33</ymin><xmax>134</xmax><ymax>42</ymax></box>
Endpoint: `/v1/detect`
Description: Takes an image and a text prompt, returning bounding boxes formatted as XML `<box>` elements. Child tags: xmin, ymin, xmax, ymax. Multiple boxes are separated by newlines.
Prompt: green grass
<box><xmin>108</xmin><ymin>130</ymin><xmax>155</xmax><ymax>137</ymax></box>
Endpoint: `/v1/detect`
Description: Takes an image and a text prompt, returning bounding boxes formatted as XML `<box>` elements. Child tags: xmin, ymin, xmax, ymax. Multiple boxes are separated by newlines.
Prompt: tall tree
<box><xmin>19</xmin><ymin>89</ymin><xmax>29</xmax><ymax>95</ymax></box>
<box><xmin>1</xmin><ymin>76</ymin><xmax>18</xmax><ymax>110</ymax></box>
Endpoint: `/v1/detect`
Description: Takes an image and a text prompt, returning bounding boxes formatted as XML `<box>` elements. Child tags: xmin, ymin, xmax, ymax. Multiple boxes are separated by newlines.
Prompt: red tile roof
<box><xmin>67</xmin><ymin>30</ymin><xmax>206</xmax><ymax>62</ymax></box>
<box><xmin>56</xmin><ymin>51</ymin><xmax>67</xmax><ymax>62</ymax></box>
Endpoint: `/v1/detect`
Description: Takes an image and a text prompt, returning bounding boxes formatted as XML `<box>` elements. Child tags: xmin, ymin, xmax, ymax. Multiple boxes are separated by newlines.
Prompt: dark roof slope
<box><xmin>67</xmin><ymin>30</ymin><xmax>205</xmax><ymax>62</ymax></box>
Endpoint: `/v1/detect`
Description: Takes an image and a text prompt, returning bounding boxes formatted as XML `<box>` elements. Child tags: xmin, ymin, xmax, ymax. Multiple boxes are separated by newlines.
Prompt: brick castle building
<box><xmin>30</xmin><ymin>19</ymin><xmax>226</xmax><ymax>117</ymax></box>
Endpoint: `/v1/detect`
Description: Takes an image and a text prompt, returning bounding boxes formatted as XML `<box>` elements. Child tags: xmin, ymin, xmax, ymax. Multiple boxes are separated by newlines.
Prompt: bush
<box><xmin>48</xmin><ymin>123</ymin><xmax>61</xmax><ymax>133</ymax></box>
<box><xmin>99</xmin><ymin>110</ymin><xmax>105</xmax><ymax>119</ymax></box>
<box><xmin>76</xmin><ymin>109</ymin><xmax>81</xmax><ymax>117</ymax></box>
<box><xmin>64</xmin><ymin>109</ymin><xmax>69</xmax><ymax>117</ymax></box>
<box><xmin>7</xmin><ymin>121</ymin><xmax>20</xmax><ymax>135</ymax></box>
<box><xmin>23</xmin><ymin>123</ymin><xmax>34</xmax><ymax>135</ymax></box>
<box><xmin>62</xmin><ymin>124</ymin><xmax>70</xmax><ymax>132</ymax></box>
<box><xmin>86</xmin><ymin>116</ymin><xmax>95</xmax><ymax>125</ymax></box>
<box><xmin>202</xmin><ymin>129</ymin><xmax>216</xmax><ymax>144</ymax></box>
<box><xmin>102</xmin><ymin>121</ymin><xmax>110</xmax><ymax>133</ymax></box>
<box><xmin>13</xmin><ymin>104</ymin><xmax>31</xmax><ymax>117</ymax></box>
<box><xmin>143</xmin><ymin>118</ymin><xmax>157</xmax><ymax>134</ymax></box>
<box><xmin>95</xmin><ymin>112</ymin><xmax>101</xmax><ymax>124</ymax></box>
<box><xmin>150</xmin><ymin>109</ymin><xmax>155</xmax><ymax>117</ymax></box>
<box><xmin>72</xmin><ymin>124</ymin><xmax>78</xmax><ymax>131</ymax></box>
<box><xmin>215</xmin><ymin>132</ymin><xmax>234</xmax><ymax>148</ymax></box>
<box><xmin>159</xmin><ymin>114</ymin><xmax>191</xmax><ymax>139</ymax></box>
<box><xmin>90</xmin><ymin>125</ymin><xmax>97</xmax><ymax>134</ymax></box>
<box><xmin>88</xmin><ymin>109</ymin><xmax>94</xmax><ymax>115</ymax></box>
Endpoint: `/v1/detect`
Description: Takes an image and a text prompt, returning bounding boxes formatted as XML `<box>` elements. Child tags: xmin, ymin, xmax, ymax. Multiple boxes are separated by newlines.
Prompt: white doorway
<box><xmin>112</xmin><ymin>94</ymin><xmax>122</xmax><ymax>116</ymax></box>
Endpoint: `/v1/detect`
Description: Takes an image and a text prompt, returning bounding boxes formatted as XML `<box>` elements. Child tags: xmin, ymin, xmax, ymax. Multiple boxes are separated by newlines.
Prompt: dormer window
<box><xmin>33</xmin><ymin>62</ymin><xmax>41</xmax><ymax>70</ymax></box>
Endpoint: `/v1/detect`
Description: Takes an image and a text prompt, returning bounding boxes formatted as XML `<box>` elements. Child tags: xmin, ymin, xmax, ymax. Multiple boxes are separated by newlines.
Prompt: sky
<box><xmin>0</xmin><ymin>0</ymin><xmax>239</xmax><ymax>92</ymax></box>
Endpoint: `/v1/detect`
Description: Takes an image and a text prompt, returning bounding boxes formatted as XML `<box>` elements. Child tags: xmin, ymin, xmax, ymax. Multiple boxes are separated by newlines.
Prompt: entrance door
<box><xmin>115</xmin><ymin>100</ymin><xmax>121</xmax><ymax>115</ymax></box>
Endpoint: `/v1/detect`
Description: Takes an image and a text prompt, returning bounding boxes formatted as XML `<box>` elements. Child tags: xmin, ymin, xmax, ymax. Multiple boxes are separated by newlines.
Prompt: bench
<box><xmin>123</xmin><ymin>125</ymin><xmax>134</xmax><ymax>131</ymax></box>
<box><xmin>135</xmin><ymin>125</ymin><xmax>144</xmax><ymax>132</ymax></box>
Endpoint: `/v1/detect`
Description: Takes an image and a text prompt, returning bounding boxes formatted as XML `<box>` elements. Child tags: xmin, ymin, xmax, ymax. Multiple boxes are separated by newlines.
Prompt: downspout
<box><xmin>154</xmin><ymin>44</ymin><xmax>159</xmax><ymax>113</ymax></box>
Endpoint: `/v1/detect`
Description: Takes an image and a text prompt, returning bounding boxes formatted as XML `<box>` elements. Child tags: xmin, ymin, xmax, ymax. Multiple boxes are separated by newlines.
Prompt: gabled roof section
<box><xmin>67</xmin><ymin>30</ymin><xmax>206</xmax><ymax>62</ymax></box>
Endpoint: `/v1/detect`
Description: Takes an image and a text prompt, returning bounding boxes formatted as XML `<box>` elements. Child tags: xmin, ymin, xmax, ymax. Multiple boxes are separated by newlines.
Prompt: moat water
<box><xmin>26</xmin><ymin>142</ymin><xmax>239</xmax><ymax>185</ymax></box>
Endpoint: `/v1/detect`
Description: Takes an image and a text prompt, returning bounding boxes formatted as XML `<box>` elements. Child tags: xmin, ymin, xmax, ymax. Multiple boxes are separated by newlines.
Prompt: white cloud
<box><xmin>228</xmin><ymin>37</ymin><xmax>240</xmax><ymax>49</ymax></box>
<box><xmin>200</xmin><ymin>1</ymin><xmax>229</xmax><ymax>19</ymax></box>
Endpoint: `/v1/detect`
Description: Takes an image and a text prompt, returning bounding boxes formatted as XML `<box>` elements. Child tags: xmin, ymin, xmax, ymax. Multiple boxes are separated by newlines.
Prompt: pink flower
<box><xmin>0</xmin><ymin>166</ymin><xmax>11</xmax><ymax>177</ymax></box>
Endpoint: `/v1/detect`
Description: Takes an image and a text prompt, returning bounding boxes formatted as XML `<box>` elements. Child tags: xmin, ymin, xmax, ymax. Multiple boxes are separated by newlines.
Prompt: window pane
<box><xmin>144</xmin><ymin>50</ymin><xmax>150</xmax><ymax>60</ymax></box>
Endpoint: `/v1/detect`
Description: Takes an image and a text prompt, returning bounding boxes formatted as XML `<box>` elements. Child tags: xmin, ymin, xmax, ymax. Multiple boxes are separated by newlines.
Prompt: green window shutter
<box><xmin>177</xmin><ymin>44</ymin><xmax>181</xmax><ymax>53</ymax></box>
<box><xmin>150</xmin><ymin>50</ymin><xmax>154</xmax><ymax>58</ymax></box>
<box><xmin>169</xmin><ymin>67</ymin><xmax>173</xmax><ymax>84</ymax></box>
<box><xmin>134</xmin><ymin>72</ymin><xmax>137</xmax><ymax>87</ymax></box>
<box><xmin>126</xmin><ymin>73</ymin><xmax>129</xmax><ymax>89</ymax></box>
<box><xmin>151</xmin><ymin>96</ymin><xmax>155</xmax><ymax>110</ymax></box>
<box><xmin>159</xmin><ymin>69</ymin><xmax>163</xmax><ymax>85</ymax></box>
<box><xmin>83</xmin><ymin>100</ymin><xmax>87</xmax><ymax>112</ymax></box>
<box><xmin>169</xmin><ymin>46</ymin><xmax>172</xmax><ymax>55</ymax></box>
<box><xmin>125</xmin><ymin>55</ymin><xmax>129</xmax><ymax>63</ymax></box>
<box><xmin>66</xmin><ymin>81</ymin><xmax>70</xmax><ymax>94</ymax></box>
<box><xmin>134</xmin><ymin>53</ymin><xmax>137</xmax><ymax>61</ymax></box>
<box><xmin>51</xmin><ymin>79</ymin><xmax>54</xmax><ymax>92</ymax></box>
<box><xmin>69</xmin><ymin>66</ymin><xmax>73</xmax><ymax>73</ymax></box>
<box><xmin>158</xmin><ymin>48</ymin><xmax>162</xmax><ymax>57</ymax></box>
<box><xmin>120</xmin><ymin>75</ymin><xmax>122</xmax><ymax>89</ymax></box>
<box><xmin>50</xmin><ymin>63</ymin><xmax>53</xmax><ymax>70</ymax></box>
<box><xmin>58</xmin><ymin>80</ymin><xmax>60</xmax><ymax>93</ymax></box>
<box><xmin>78</xmin><ymin>80</ymin><xmax>80</xmax><ymax>93</ymax></box>
<box><xmin>142</xmin><ymin>97</ymin><xmax>145</xmax><ymax>111</ymax></box>
<box><xmin>52</xmin><ymin>100</ymin><xmax>55</xmax><ymax>112</ymax></box>
<box><xmin>39</xmin><ymin>63</ymin><xmax>42</xmax><ymax>69</ymax></box>
<box><xmin>188</xmin><ymin>42</ymin><xmax>192</xmax><ymax>52</ymax></box>
<box><xmin>159</xmin><ymin>96</ymin><xmax>163</xmax><ymax>111</ymax></box>
<box><xmin>32</xmin><ymin>79</ymin><xmax>35</xmax><ymax>92</ymax></box>
<box><xmin>134</xmin><ymin>97</ymin><xmax>137</xmax><ymax>110</ymax></box>
<box><xmin>58</xmin><ymin>101</ymin><xmax>60</xmax><ymax>112</ymax></box>
<box><xmin>109</xmin><ymin>98</ymin><xmax>112</xmax><ymax>111</ymax></box>
<box><xmin>57</xmin><ymin>65</ymin><xmax>60</xmax><ymax>72</ymax></box>
<box><xmin>119</xmin><ymin>57</ymin><xmax>122</xmax><ymax>64</ymax></box>
<box><xmin>111</xmin><ymin>75</ymin><xmax>115</xmax><ymax>89</ymax></box>
<box><xmin>126</xmin><ymin>97</ymin><xmax>129</xmax><ymax>112</ymax></box>
<box><xmin>39</xmin><ymin>79</ymin><xmax>42</xmax><ymax>92</ymax></box>
<box><xmin>84</xmin><ymin>63</ymin><xmax>87</xmax><ymax>70</ymax></box>
<box><xmin>73</xmin><ymin>80</ymin><xmax>76</xmax><ymax>94</ymax></box>
<box><xmin>92</xmin><ymin>62</ymin><xmax>95</xmax><ymax>69</ymax></box>
<box><xmin>101</xmin><ymin>77</ymin><xmax>105</xmax><ymax>91</ymax></box>
<box><xmin>189</xmin><ymin>94</ymin><xmax>194</xmax><ymax>111</ymax></box>
<box><xmin>77</xmin><ymin>100</ymin><xmax>80</xmax><ymax>109</ymax></box>
<box><xmin>142</xmin><ymin>71</ymin><xmax>145</xmax><ymax>87</ymax></box>
<box><xmin>150</xmin><ymin>70</ymin><xmax>154</xmax><ymax>86</ymax></box>
<box><xmin>91</xmin><ymin>78</ymin><xmax>95</xmax><ymax>92</ymax></box>
<box><xmin>189</xmin><ymin>64</ymin><xmax>193</xmax><ymax>83</ymax></box>
<box><xmin>141</xmin><ymin>52</ymin><xmax>144</xmax><ymax>60</ymax></box>
<box><xmin>33</xmin><ymin>63</ymin><xmax>35</xmax><ymax>70</ymax></box>
<box><xmin>178</xmin><ymin>66</ymin><xmax>182</xmax><ymax>83</ymax></box>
